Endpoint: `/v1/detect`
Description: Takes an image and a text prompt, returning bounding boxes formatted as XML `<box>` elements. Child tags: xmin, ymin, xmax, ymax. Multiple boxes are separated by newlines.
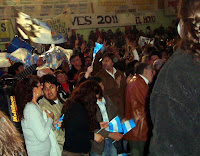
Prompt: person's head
<box><xmin>107</xmin><ymin>45</ymin><xmax>120</xmax><ymax>59</ymax></box>
<box><xmin>54</xmin><ymin>70</ymin><xmax>68</xmax><ymax>83</ymax></box>
<box><xmin>0</xmin><ymin>111</ymin><xmax>25</xmax><ymax>156</ymax></box>
<box><xmin>102</xmin><ymin>52</ymin><xmax>115</xmax><ymax>71</ymax></box>
<box><xmin>135</xmin><ymin>63</ymin><xmax>154</xmax><ymax>83</ymax></box>
<box><xmin>141</xmin><ymin>55</ymin><xmax>150</xmax><ymax>64</ymax></box>
<box><xmin>153</xmin><ymin>59</ymin><xmax>164</xmax><ymax>72</ymax></box>
<box><xmin>149</xmin><ymin>53</ymin><xmax>159</xmax><ymax>65</ymax></box>
<box><xmin>70</xmin><ymin>55</ymin><xmax>82</xmax><ymax>69</ymax></box>
<box><xmin>41</xmin><ymin>74</ymin><xmax>59</xmax><ymax>101</ymax></box>
<box><xmin>88</xmin><ymin>76</ymin><xmax>104</xmax><ymax>92</ymax></box>
<box><xmin>178</xmin><ymin>0</ymin><xmax>200</xmax><ymax>62</ymax></box>
<box><xmin>12</xmin><ymin>62</ymin><xmax>24</xmax><ymax>75</ymax></box>
<box><xmin>83</xmin><ymin>56</ymin><xmax>92</xmax><ymax>67</ymax></box>
<box><xmin>15</xmin><ymin>75</ymin><xmax>41</xmax><ymax>119</ymax></box>
<box><xmin>125</xmin><ymin>60</ymin><xmax>139</xmax><ymax>77</ymax></box>
<box><xmin>62</xmin><ymin>80</ymin><xmax>102</xmax><ymax>130</ymax></box>
<box><xmin>161</xmin><ymin>51</ymin><xmax>168</xmax><ymax>62</ymax></box>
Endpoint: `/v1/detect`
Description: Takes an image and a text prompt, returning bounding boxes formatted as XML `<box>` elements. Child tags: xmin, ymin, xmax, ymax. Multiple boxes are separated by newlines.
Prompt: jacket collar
<box><xmin>44</xmin><ymin>95</ymin><xmax>65</xmax><ymax>105</ymax></box>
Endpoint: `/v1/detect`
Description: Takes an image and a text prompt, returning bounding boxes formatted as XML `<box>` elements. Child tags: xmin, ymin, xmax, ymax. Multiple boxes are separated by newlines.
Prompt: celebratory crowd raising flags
<box><xmin>2</xmin><ymin>0</ymin><xmax>200</xmax><ymax>155</ymax></box>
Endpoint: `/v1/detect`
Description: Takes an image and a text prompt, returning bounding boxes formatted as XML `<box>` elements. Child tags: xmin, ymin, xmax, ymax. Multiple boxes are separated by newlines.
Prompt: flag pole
<box><xmin>112</xmin><ymin>133</ymin><xmax>125</xmax><ymax>143</ymax></box>
<box><xmin>96</xmin><ymin>128</ymin><xmax>103</xmax><ymax>133</ymax></box>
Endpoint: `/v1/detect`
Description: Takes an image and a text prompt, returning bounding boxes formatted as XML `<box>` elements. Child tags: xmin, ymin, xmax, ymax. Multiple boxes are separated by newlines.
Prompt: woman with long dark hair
<box><xmin>15</xmin><ymin>75</ymin><xmax>55</xmax><ymax>156</ymax></box>
<box><xmin>62</xmin><ymin>80</ymin><xmax>104</xmax><ymax>156</ymax></box>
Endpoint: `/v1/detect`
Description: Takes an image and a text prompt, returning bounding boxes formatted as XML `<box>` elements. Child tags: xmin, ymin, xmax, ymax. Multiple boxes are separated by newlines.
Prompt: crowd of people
<box><xmin>1</xmin><ymin>0</ymin><xmax>200</xmax><ymax>155</ymax></box>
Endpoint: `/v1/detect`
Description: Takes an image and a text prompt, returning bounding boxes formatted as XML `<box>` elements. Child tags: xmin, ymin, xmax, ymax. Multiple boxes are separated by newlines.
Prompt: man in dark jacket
<box><xmin>96</xmin><ymin>53</ymin><xmax>126</xmax><ymax>118</ymax></box>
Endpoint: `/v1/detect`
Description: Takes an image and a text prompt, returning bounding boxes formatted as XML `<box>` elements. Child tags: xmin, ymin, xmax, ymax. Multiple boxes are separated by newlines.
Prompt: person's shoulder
<box><xmin>25</xmin><ymin>102</ymin><xmax>36</xmax><ymax>109</ymax></box>
<box><xmin>24</xmin><ymin>102</ymin><xmax>39</xmax><ymax>114</ymax></box>
<box><xmin>95</xmin><ymin>69</ymin><xmax>106</xmax><ymax>76</ymax></box>
<box><xmin>160</xmin><ymin>48</ymin><xmax>194</xmax><ymax>75</ymax></box>
<box><xmin>39</xmin><ymin>97</ymin><xmax>52</xmax><ymax>109</ymax></box>
<box><xmin>127</xmin><ymin>75</ymin><xmax>146</xmax><ymax>88</ymax></box>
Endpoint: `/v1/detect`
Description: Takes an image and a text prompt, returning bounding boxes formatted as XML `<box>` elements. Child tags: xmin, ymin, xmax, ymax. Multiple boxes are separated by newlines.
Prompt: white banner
<box><xmin>71</xmin><ymin>14</ymin><xmax>120</xmax><ymax>29</ymax></box>
<box><xmin>71</xmin><ymin>12</ymin><xmax>157</xmax><ymax>29</ymax></box>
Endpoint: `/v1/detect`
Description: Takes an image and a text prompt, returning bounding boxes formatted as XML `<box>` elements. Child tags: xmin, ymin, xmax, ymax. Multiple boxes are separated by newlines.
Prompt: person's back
<box><xmin>149</xmin><ymin>48</ymin><xmax>200</xmax><ymax>155</ymax></box>
<box><xmin>149</xmin><ymin>0</ymin><xmax>200</xmax><ymax>155</ymax></box>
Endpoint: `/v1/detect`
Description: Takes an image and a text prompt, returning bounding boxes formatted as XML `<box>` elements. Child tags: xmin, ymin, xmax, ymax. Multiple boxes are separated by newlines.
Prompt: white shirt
<box><xmin>105</xmin><ymin>67</ymin><xmax>117</xmax><ymax>79</ymax></box>
<box><xmin>54</xmin><ymin>99</ymin><xmax>59</xmax><ymax>104</ymax></box>
<box><xmin>97</xmin><ymin>97</ymin><xmax>109</xmax><ymax>122</ymax></box>
<box><xmin>139</xmin><ymin>74</ymin><xmax>149</xmax><ymax>85</ymax></box>
<box><xmin>132</xmin><ymin>49</ymin><xmax>139</xmax><ymax>61</ymax></box>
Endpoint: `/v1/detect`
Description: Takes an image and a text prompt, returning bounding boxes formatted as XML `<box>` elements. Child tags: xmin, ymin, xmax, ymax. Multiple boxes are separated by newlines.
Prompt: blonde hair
<box><xmin>0</xmin><ymin>111</ymin><xmax>26</xmax><ymax>156</ymax></box>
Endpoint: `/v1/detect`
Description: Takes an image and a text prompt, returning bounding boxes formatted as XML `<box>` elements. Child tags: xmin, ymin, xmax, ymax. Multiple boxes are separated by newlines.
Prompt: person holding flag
<box><xmin>61</xmin><ymin>80</ymin><xmax>104</xmax><ymax>156</ymax></box>
<box><xmin>89</xmin><ymin>77</ymin><xmax>123</xmax><ymax>156</ymax></box>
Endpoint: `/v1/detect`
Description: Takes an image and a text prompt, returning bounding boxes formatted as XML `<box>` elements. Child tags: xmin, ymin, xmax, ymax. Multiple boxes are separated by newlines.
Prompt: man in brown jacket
<box><xmin>124</xmin><ymin>63</ymin><xmax>153</xmax><ymax>156</ymax></box>
<box><xmin>96</xmin><ymin>52</ymin><xmax>127</xmax><ymax>118</ymax></box>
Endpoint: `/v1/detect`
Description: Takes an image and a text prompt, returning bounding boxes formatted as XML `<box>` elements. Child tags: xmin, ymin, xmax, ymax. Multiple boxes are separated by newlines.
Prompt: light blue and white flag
<box><xmin>107</xmin><ymin>116</ymin><xmax>123</xmax><ymax>133</ymax></box>
<box><xmin>93</xmin><ymin>42</ymin><xmax>103</xmax><ymax>59</ymax></box>
<box><xmin>122</xmin><ymin>119</ymin><xmax>136</xmax><ymax>135</ymax></box>
<box><xmin>118</xmin><ymin>153</ymin><xmax>127</xmax><ymax>156</ymax></box>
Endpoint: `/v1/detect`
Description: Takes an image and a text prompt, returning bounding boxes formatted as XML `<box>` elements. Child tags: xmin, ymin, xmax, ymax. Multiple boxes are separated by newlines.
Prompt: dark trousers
<box><xmin>128</xmin><ymin>141</ymin><xmax>146</xmax><ymax>156</ymax></box>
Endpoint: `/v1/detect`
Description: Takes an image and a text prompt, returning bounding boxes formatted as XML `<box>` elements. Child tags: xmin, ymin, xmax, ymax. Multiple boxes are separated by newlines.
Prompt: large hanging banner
<box><xmin>93</xmin><ymin>0</ymin><xmax>157</xmax><ymax>14</ymax></box>
<box><xmin>71</xmin><ymin>12</ymin><xmax>157</xmax><ymax>29</ymax></box>
<box><xmin>0</xmin><ymin>20</ymin><xmax>11</xmax><ymax>43</ymax></box>
<box><xmin>45</xmin><ymin>9</ymin><xmax>72</xmax><ymax>38</ymax></box>
<box><xmin>0</xmin><ymin>0</ymin><xmax>158</xmax><ymax>18</ymax></box>
<box><xmin>0</xmin><ymin>0</ymin><xmax>159</xmax><ymax>30</ymax></box>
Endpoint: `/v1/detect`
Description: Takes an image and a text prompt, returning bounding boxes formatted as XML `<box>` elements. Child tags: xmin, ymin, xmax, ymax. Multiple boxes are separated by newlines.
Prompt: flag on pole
<box><xmin>122</xmin><ymin>119</ymin><xmax>136</xmax><ymax>135</ymax></box>
<box><xmin>107</xmin><ymin>116</ymin><xmax>123</xmax><ymax>133</ymax></box>
<box><xmin>93</xmin><ymin>42</ymin><xmax>103</xmax><ymax>59</ymax></box>
<box><xmin>15</xmin><ymin>8</ymin><xmax>66</xmax><ymax>44</ymax></box>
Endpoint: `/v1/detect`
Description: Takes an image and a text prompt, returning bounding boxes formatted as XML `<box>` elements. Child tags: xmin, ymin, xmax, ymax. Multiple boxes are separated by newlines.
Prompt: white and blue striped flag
<box><xmin>107</xmin><ymin>116</ymin><xmax>123</xmax><ymax>133</ymax></box>
<box><xmin>122</xmin><ymin>119</ymin><xmax>136</xmax><ymax>135</ymax></box>
<box><xmin>118</xmin><ymin>153</ymin><xmax>127</xmax><ymax>156</ymax></box>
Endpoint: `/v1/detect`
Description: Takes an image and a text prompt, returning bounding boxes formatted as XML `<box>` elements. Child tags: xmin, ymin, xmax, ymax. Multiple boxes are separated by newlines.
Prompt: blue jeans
<box><xmin>90</xmin><ymin>138</ymin><xmax>117</xmax><ymax>156</ymax></box>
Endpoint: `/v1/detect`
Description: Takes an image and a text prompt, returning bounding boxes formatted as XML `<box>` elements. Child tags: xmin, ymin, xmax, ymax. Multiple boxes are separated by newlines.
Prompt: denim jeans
<box><xmin>90</xmin><ymin>138</ymin><xmax>117</xmax><ymax>156</ymax></box>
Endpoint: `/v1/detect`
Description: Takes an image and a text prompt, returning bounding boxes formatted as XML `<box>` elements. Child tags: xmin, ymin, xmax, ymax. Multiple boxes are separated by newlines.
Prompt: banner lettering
<box><xmin>0</xmin><ymin>20</ymin><xmax>11</xmax><ymax>43</ymax></box>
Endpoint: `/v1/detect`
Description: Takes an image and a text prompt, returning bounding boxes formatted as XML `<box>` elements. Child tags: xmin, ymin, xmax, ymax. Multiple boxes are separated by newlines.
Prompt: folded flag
<box><xmin>122</xmin><ymin>119</ymin><xmax>136</xmax><ymax>135</ymax></box>
<box><xmin>93</xmin><ymin>42</ymin><xmax>103</xmax><ymax>59</ymax></box>
<box><xmin>55</xmin><ymin>114</ymin><xmax>65</xmax><ymax>130</ymax></box>
<box><xmin>118</xmin><ymin>153</ymin><xmax>127</xmax><ymax>156</ymax></box>
<box><xmin>107</xmin><ymin>116</ymin><xmax>123</xmax><ymax>133</ymax></box>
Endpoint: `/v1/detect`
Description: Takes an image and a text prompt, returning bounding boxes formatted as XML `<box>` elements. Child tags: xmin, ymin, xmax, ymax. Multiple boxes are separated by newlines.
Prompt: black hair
<box><xmin>70</xmin><ymin>54</ymin><xmax>79</xmax><ymax>63</ymax></box>
<box><xmin>41</xmin><ymin>74</ymin><xmax>59</xmax><ymax>86</ymax></box>
<box><xmin>102</xmin><ymin>52</ymin><xmax>115</xmax><ymax>63</ymax></box>
<box><xmin>88</xmin><ymin>76</ymin><xmax>102</xmax><ymax>83</ymax></box>
<box><xmin>9</xmin><ymin>62</ymin><xmax>23</xmax><ymax>75</ymax></box>
<box><xmin>135</xmin><ymin>63</ymin><xmax>151</xmax><ymax>75</ymax></box>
